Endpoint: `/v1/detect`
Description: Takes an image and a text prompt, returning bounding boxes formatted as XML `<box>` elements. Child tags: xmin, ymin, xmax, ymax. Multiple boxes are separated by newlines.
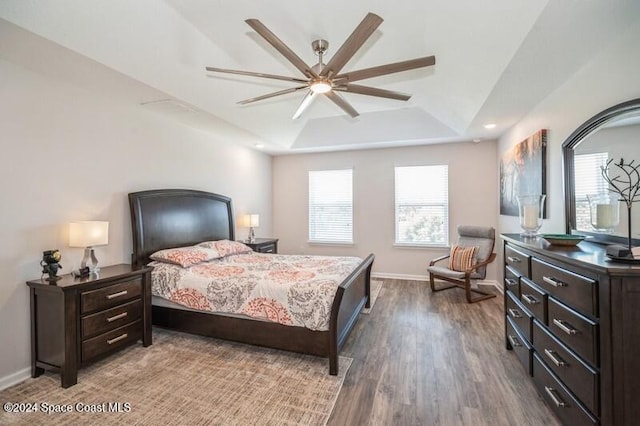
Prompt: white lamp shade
<box><xmin>242</xmin><ymin>214</ymin><xmax>260</xmax><ymax>228</ymax></box>
<box><xmin>69</xmin><ymin>221</ymin><xmax>109</xmax><ymax>247</ymax></box>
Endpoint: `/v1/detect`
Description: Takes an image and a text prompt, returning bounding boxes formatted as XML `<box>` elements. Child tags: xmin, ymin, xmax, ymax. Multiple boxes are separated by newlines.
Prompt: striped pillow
<box><xmin>448</xmin><ymin>245</ymin><xmax>478</xmax><ymax>272</ymax></box>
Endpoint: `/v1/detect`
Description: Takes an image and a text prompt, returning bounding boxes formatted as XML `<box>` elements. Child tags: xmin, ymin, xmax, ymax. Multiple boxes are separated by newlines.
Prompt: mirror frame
<box><xmin>563</xmin><ymin>98</ymin><xmax>640</xmax><ymax>244</ymax></box>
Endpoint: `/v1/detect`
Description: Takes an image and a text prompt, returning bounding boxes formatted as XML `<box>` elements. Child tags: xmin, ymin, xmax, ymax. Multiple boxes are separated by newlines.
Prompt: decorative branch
<box><xmin>601</xmin><ymin>158</ymin><xmax>640</xmax><ymax>252</ymax></box>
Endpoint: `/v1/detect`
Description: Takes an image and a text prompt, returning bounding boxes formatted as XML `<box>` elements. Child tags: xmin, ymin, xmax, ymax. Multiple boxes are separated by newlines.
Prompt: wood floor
<box><xmin>328</xmin><ymin>279</ymin><xmax>560</xmax><ymax>426</ymax></box>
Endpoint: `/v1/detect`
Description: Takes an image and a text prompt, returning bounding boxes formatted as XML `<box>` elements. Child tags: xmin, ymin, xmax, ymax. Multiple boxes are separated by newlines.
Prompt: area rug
<box><xmin>361</xmin><ymin>280</ymin><xmax>383</xmax><ymax>314</ymax></box>
<box><xmin>0</xmin><ymin>328</ymin><xmax>352</xmax><ymax>426</ymax></box>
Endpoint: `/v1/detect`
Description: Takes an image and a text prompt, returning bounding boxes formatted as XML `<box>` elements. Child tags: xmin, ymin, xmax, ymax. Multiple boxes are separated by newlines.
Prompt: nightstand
<box><xmin>26</xmin><ymin>264</ymin><xmax>152</xmax><ymax>388</ymax></box>
<box><xmin>242</xmin><ymin>238</ymin><xmax>279</xmax><ymax>253</ymax></box>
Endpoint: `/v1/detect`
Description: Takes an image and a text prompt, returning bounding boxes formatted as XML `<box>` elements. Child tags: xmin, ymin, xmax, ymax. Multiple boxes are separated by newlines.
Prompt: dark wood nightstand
<box><xmin>26</xmin><ymin>264</ymin><xmax>153</xmax><ymax>388</ymax></box>
<box><xmin>242</xmin><ymin>238</ymin><xmax>279</xmax><ymax>253</ymax></box>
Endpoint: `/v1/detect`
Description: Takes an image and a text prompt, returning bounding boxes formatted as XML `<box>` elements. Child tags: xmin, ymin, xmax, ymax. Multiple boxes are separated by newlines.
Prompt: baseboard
<box><xmin>0</xmin><ymin>367</ymin><xmax>30</xmax><ymax>391</ymax></box>
<box><xmin>371</xmin><ymin>272</ymin><xmax>501</xmax><ymax>292</ymax></box>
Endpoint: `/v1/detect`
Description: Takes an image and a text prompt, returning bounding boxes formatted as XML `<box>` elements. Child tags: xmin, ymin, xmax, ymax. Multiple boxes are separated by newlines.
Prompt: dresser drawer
<box><xmin>81</xmin><ymin>299</ymin><xmax>142</xmax><ymax>339</ymax></box>
<box><xmin>520</xmin><ymin>278</ymin><xmax>547</xmax><ymax>323</ymax></box>
<box><xmin>504</xmin><ymin>266</ymin><xmax>520</xmax><ymax>297</ymax></box>
<box><xmin>507</xmin><ymin>316</ymin><xmax>532</xmax><ymax>375</ymax></box>
<box><xmin>532</xmin><ymin>320</ymin><xmax>599</xmax><ymax>415</ymax></box>
<box><xmin>81</xmin><ymin>278</ymin><xmax>142</xmax><ymax>314</ymax></box>
<box><xmin>548</xmin><ymin>297</ymin><xmax>598</xmax><ymax>366</ymax></box>
<box><xmin>506</xmin><ymin>290</ymin><xmax>532</xmax><ymax>342</ymax></box>
<box><xmin>531</xmin><ymin>258</ymin><xmax>597</xmax><ymax>317</ymax></box>
<box><xmin>505</xmin><ymin>245</ymin><xmax>531</xmax><ymax>277</ymax></box>
<box><xmin>532</xmin><ymin>353</ymin><xmax>598</xmax><ymax>426</ymax></box>
<box><xmin>82</xmin><ymin>321</ymin><xmax>142</xmax><ymax>362</ymax></box>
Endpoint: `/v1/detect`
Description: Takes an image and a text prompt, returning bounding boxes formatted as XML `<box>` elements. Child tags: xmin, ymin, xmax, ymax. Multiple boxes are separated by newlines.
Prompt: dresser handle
<box><xmin>544</xmin><ymin>386</ymin><xmax>567</xmax><ymax>408</ymax></box>
<box><xmin>507</xmin><ymin>335</ymin><xmax>521</xmax><ymax>348</ymax></box>
<box><xmin>106</xmin><ymin>290</ymin><xmax>128</xmax><ymax>300</ymax></box>
<box><xmin>106</xmin><ymin>312</ymin><xmax>128</xmax><ymax>323</ymax></box>
<box><xmin>543</xmin><ymin>276</ymin><xmax>567</xmax><ymax>287</ymax></box>
<box><xmin>544</xmin><ymin>349</ymin><xmax>568</xmax><ymax>367</ymax></box>
<box><xmin>107</xmin><ymin>333</ymin><xmax>128</xmax><ymax>345</ymax></box>
<box><xmin>508</xmin><ymin>308</ymin><xmax>522</xmax><ymax>319</ymax></box>
<box><xmin>521</xmin><ymin>294</ymin><xmax>539</xmax><ymax>305</ymax></box>
<box><xmin>507</xmin><ymin>256</ymin><xmax>521</xmax><ymax>263</ymax></box>
<box><xmin>553</xmin><ymin>318</ymin><xmax>579</xmax><ymax>335</ymax></box>
<box><xmin>505</xmin><ymin>278</ymin><xmax>517</xmax><ymax>287</ymax></box>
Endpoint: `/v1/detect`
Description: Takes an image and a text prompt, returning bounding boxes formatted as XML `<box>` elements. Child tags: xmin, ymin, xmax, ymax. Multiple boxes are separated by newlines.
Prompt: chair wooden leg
<box><xmin>464</xmin><ymin>277</ymin><xmax>496</xmax><ymax>303</ymax></box>
<box><xmin>429</xmin><ymin>273</ymin><xmax>457</xmax><ymax>292</ymax></box>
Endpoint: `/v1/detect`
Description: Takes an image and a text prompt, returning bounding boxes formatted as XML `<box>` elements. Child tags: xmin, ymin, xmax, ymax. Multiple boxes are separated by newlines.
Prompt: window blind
<box><xmin>395</xmin><ymin>165</ymin><xmax>449</xmax><ymax>246</ymax></box>
<box><xmin>308</xmin><ymin>169</ymin><xmax>353</xmax><ymax>243</ymax></box>
<box><xmin>574</xmin><ymin>152</ymin><xmax>608</xmax><ymax>230</ymax></box>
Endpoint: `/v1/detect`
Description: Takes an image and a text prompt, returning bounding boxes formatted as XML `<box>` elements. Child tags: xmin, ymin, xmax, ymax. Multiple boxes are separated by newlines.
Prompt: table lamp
<box><xmin>243</xmin><ymin>214</ymin><xmax>259</xmax><ymax>243</ymax></box>
<box><xmin>69</xmin><ymin>221</ymin><xmax>109</xmax><ymax>272</ymax></box>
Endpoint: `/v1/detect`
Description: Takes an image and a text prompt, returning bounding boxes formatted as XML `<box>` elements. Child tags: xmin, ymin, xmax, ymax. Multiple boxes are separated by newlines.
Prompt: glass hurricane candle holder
<box><xmin>587</xmin><ymin>193</ymin><xmax>620</xmax><ymax>233</ymax></box>
<box><xmin>517</xmin><ymin>194</ymin><xmax>546</xmax><ymax>237</ymax></box>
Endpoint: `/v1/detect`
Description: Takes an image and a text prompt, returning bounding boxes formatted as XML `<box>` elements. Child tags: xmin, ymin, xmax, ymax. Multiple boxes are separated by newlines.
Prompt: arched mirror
<box><xmin>563</xmin><ymin>98</ymin><xmax>640</xmax><ymax>245</ymax></box>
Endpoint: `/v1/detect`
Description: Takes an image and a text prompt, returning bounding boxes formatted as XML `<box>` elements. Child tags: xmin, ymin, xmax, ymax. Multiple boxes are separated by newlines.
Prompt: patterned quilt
<box><xmin>150</xmin><ymin>253</ymin><xmax>363</xmax><ymax>331</ymax></box>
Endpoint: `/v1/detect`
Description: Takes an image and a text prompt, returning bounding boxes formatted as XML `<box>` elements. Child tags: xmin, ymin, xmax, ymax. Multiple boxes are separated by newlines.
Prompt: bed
<box><xmin>128</xmin><ymin>189</ymin><xmax>375</xmax><ymax>375</ymax></box>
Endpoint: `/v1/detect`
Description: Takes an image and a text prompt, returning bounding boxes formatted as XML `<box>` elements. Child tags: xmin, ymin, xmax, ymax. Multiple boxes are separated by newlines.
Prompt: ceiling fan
<box><xmin>205</xmin><ymin>12</ymin><xmax>435</xmax><ymax>119</ymax></box>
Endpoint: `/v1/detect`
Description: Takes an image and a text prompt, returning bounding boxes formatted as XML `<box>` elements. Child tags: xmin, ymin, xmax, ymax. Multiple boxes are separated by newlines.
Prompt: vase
<box><xmin>517</xmin><ymin>194</ymin><xmax>546</xmax><ymax>237</ymax></box>
<box><xmin>587</xmin><ymin>193</ymin><xmax>620</xmax><ymax>233</ymax></box>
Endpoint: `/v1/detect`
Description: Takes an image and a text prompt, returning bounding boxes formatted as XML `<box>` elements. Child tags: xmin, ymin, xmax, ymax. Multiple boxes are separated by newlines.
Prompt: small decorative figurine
<box><xmin>41</xmin><ymin>249</ymin><xmax>62</xmax><ymax>282</ymax></box>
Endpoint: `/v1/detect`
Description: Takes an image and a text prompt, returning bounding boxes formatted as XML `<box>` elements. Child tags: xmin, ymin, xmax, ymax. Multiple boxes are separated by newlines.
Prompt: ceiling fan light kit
<box><xmin>206</xmin><ymin>12</ymin><xmax>436</xmax><ymax>119</ymax></box>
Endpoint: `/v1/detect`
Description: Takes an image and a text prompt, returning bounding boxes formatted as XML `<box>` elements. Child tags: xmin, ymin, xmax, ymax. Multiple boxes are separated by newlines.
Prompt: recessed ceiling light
<box><xmin>484</xmin><ymin>123</ymin><xmax>496</xmax><ymax>129</ymax></box>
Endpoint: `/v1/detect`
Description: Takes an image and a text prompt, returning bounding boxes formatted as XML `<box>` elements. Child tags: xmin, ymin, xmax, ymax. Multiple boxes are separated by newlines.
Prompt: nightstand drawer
<box><xmin>82</xmin><ymin>321</ymin><xmax>142</xmax><ymax>362</ymax></box>
<box><xmin>257</xmin><ymin>243</ymin><xmax>276</xmax><ymax>253</ymax></box>
<box><xmin>81</xmin><ymin>299</ymin><xmax>142</xmax><ymax>339</ymax></box>
<box><xmin>81</xmin><ymin>278</ymin><xmax>142</xmax><ymax>313</ymax></box>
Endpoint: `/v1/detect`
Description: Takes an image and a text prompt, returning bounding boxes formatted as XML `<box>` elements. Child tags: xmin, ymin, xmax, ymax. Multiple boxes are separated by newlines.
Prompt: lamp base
<box><xmin>80</xmin><ymin>247</ymin><xmax>101</xmax><ymax>273</ymax></box>
<box><xmin>247</xmin><ymin>227</ymin><xmax>255</xmax><ymax>243</ymax></box>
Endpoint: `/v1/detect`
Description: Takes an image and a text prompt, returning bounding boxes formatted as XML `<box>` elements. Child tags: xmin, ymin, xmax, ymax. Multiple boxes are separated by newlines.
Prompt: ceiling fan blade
<box><xmin>238</xmin><ymin>86</ymin><xmax>309</xmax><ymax>105</ymax></box>
<box><xmin>245</xmin><ymin>19</ymin><xmax>318</xmax><ymax>79</ymax></box>
<box><xmin>325</xmin><ymin>91</ymin><xmax>359</xmax><ymax>118</ymax></box>
<box><xmin>334</xmin><ymin>84</ymin><xmax>411</xmax><ymax>101</ymax></box>
<box><xmin>336</xmin><ymin>55</ymin><xmax>436</xmax><ymax>83</ymax></box>
<box><xmin>319</xmin><ymin>12</ymin><xmax>383</xmax><ymax>78</ymax></box>
<box><xmin>292</xmin><ymin>91</ymin><xmax>316</xmax><ymax>120</ymax></box>
<box><xmin>205</xmin><ymin>67</ymin><xmax>308</xmax><ymax>84</ymax></box>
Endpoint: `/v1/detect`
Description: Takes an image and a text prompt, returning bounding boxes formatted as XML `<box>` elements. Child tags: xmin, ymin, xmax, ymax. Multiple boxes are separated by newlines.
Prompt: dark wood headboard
<box><xmin>129</xmin><ymin>189</ymin><xmax>235</xmax><ymax>267</ymax></box>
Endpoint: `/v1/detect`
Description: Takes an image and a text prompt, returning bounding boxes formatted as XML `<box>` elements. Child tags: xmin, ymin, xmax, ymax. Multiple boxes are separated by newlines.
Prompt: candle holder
<box><xmin>517</xmin><ymin>194</ymin><xmax>546</xmax><ymax>237</ymax></box>
<box><xmin>587</xmin><ymin>193</ymin><xmax>620</xmax><ymax>233</ymax></box>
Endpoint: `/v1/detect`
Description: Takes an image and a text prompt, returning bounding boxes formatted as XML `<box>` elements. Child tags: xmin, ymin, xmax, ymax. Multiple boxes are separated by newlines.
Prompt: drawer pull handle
<box><xmin>543</xmin><ymin>276</ymin><xmax>567</xmax><ymax>287</ymax></box>
<box><xmin>507</xmin><ymin>256</ymin><xmax>521</xmax><ymax>263</ymax></box>
<box><xmin>521</xmin><ymin>294</ymin><xmax>539</xmax><ymax>305</ymax></box>
<box><xmin>544</xmin><ymin>386</ymin><xmax>567</xmax><ymax>408</ymax></box>
<box><xmin>505</xmin><ymin>278</ymin><xmax>517</xmax><ymax>287</ymax></box>
<box><xmin>544</xmin><ymin>349</ymin><xmax>568</xmax><ymax>367</ymax></box>
<box><xmin>507</xmin><ymin>335</ymin><xmax>521</xmax><ymax>348</ymax></box>
<box><xmin>107</xmin><ymin>333</ymin><xmax>128</xmax><ymax>345</ymax></box>
<box><xmin>106</xmin><ymin>312</ymin><xmax>128</xmax><ymax>323</ymax></box>
<box><xmin>553</xmin><ymin>318</ymin><xmax>579</xmax><ymax>335</ymax></box>
<box><xmin>508</xmin><ymin>308</ymin><xmax>522</xmax><ymax>319</ymax></box>
<box><xmin>106</xmin><ymin>290</ymin><xmax>128</xmax><ymax>300</ymax></box>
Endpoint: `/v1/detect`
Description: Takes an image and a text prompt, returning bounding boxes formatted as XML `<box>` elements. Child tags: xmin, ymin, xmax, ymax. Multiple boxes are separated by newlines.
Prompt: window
<box><xmin>574</xmin><ymin>152</ymin><xmax>609</xmax><ymax>230</ymax></box>
<box><xmin>395</xmin><ymin>165</ymin><xmax>449</xmax><ymax>246</ymax></box>
<box><xmin>308</xmin><ymin>169</ymin><xmax>353</xmax><ymax>244</ymax></box>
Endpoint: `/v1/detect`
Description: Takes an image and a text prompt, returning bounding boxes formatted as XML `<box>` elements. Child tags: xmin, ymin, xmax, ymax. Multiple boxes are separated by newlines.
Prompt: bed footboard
<box><xmin>328</xmin><ymin>253</ymin><xmax>375</xmax><ymax>375</ymax></box>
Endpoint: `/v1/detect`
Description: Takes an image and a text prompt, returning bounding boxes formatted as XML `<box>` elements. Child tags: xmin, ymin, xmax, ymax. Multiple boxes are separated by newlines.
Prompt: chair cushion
<box><xmin>427</xmin><ymin>265</ymin><xmax>467</xmax><ymax>279</ymax></box>
<box><xmin>448</xmin><ymin>245</ymin><xmax>478</xmax><ymax>272</ymax></box>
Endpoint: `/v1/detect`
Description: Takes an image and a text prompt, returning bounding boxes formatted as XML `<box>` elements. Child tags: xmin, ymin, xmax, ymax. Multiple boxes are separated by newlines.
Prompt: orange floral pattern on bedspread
<box><xmin>149</xmin><ymin>253</ymin><xmax>362</xmax><ymax>331</ymax></box>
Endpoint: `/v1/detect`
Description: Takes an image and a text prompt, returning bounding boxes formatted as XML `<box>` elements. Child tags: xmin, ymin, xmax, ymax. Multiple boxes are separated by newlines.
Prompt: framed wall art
<box><xmin>500</xmin><ymin>129</ymin><xmax>547</xmax><ymax>217</ymax></box>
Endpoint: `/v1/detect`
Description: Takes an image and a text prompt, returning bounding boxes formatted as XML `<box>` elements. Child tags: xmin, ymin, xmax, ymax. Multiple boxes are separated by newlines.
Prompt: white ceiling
<box><xmin>1</xmin><ymin>0</ymin><xmax>639</xmax><ymax>154</ymax></box>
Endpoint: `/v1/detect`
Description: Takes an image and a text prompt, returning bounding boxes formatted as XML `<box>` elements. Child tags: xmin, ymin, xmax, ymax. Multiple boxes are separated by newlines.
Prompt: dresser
<box><xmin>26</xmin><ymin>264</ymin><xmax>153</xmax><ymax>388</ymax></box>
<box><xmin>502</xmin><ymin>234</ymin><xmax>640</xmax><ymax>425</ymax></box>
